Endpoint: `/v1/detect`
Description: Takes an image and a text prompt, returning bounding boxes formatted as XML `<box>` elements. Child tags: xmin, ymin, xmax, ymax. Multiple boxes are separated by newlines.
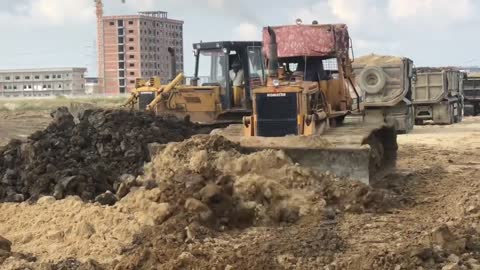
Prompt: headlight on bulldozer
<box><xmin>273</xmin><ymin>79</ymin><xmax>280</xmax><ymax>87</ymax></box>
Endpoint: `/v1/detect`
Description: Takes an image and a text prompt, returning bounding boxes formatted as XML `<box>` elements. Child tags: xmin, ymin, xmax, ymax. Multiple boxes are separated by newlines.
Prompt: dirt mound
<box><xmin>0</xmin><ymin>107</ymin><xmax>207</xmax><ymax>203</ymax></box>
<box><xmin>111</xmin><ymin>135</ymin><xmax>403</xmax><ymax>269</ymax></box>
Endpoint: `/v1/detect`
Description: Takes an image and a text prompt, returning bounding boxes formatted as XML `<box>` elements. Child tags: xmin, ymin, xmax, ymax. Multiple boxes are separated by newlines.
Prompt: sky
<box><xmin>0</xmin><ymin>0</ymin><xmax>479</xmax><ymax>76</ymax></box>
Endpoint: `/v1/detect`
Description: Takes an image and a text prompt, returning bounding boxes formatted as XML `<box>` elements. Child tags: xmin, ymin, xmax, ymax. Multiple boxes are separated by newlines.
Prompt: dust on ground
<box><xmin>0</xmin><ymin>115</ymin><xmax>479</xmax><ymax>269</ymax></box>
<box><xmin>0</xmin><ymin>111</ymin><xmax>50</xmax><ymax>147</ymax></box>
<box><xmin>333</xmin><ymin>117</ymin><xmax>480</xmax><ymax>269</ymax></box>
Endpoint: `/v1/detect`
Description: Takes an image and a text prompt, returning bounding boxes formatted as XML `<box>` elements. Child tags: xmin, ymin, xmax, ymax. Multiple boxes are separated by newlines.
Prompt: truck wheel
<box><xmin>449</xmin><ymin>104</ymin><xmax>455</xmax><ymax>124</ymax></box>
<box><xmin>453</xmin><ymin>103</ymin><xmax>460</xmax><ymax>123</ymax></box>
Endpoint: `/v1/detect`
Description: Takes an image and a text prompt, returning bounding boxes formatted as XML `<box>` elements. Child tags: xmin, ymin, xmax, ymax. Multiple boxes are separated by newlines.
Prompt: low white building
<box><xmin>0</xmin><ymin>67</ymin><xmax>87</xmax><ymax>97</ymax></box>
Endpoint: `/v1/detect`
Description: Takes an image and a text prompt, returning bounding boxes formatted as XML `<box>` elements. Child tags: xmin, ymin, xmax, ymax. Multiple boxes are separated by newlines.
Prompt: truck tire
<box><xmin>358</xmin><ymin>66</ymin><xmax>387</xmax><ymax>94</ymax></box>
<box><xmin>449</xmin><ymin>104</ymin><xmax>454</xmax><ymax>124</ymax></box>
<box><xmin>454</xmin><ymin>102</ymin><xmax>460</xmax><ymax>123</ymax></box>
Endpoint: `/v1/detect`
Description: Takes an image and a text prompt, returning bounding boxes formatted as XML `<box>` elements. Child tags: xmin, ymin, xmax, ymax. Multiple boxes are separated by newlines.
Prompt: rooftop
<box><xmin>102</xmin><ymin>11</ymin><xmax>183</xmax><ymax>23</ymax></box>
<box><xmin>0</xmin><ymin>67</ymin><xmax>87</xmax><ymax>74</ymax></box>
<box><xmin>138</xmin><ymin>11</ymin><xmax>168</xmax><ymax>18</ymax></box>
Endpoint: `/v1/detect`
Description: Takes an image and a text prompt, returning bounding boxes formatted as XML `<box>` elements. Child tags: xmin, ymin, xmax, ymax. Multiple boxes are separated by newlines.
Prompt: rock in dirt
<box><xmin>0</xmin><ymin>108</ymin><xmax>207</xmax><ymax>203</ymax></box>
<box><xmin>442</xmin><ymin>263</ymin><xmax>461</xmax><ymax>270</ymax></box>
<box><xmin>429</xmin><ymin>225</ymin><xmax>466</xmax><ymax>254</ymax></box>
<box><xmin>0</xmin><ymin>235</ymin><xmax>12</xmax><ymax>252</ymax></box>
<box><xmin>95</xmin><ymin>191</ymin><xmax>118</xmax><ymax>206</ymax></box>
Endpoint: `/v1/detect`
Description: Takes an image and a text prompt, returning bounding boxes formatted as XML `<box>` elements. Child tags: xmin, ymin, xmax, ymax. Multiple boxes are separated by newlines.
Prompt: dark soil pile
<box><xmin>0</xmin><ymin>107</ymin><xmax>207</xmax><ymax>203</ymax></box>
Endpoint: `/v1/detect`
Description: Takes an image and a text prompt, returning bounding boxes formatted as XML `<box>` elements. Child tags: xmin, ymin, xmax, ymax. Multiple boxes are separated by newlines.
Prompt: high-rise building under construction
<box><xmin>96</xmin><ymin>1</ymin><xmax>184</xmax><ymax>94</ymax></box>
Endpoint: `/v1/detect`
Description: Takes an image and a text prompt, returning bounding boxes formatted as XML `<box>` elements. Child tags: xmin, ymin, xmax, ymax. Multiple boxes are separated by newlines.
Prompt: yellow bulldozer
<box><xmin>124</xmin><ymin>41</ymin><xmax>264</xmax><ymax>125</ymax></box>
<box><xmin>214</xmin><ymin>22</ymin><xmax>398</xmax><ymax>185</ymax></box>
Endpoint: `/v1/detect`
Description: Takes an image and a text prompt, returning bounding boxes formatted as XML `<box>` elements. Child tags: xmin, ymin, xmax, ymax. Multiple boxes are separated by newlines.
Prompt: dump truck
<box><xmin>413</xmin><ymin>68</ymin><xmax>464</xmax><ymax>125</ymax></box>
<box><xmin>463</xmin><ymin>73</ymin><xmax>480</xmax><ymax>116</ymax></box>
<box><xmin>124</xmin><ymin>41</ymin><xmax>264</xmax><ymax>124</ymax></box>
<box><xmin>353</xmin><ymin>54</ymin><xmax>415</xmax><ymax>134</ymax></box>
<box><xmin>214</xmin><ymin>22</ymin><xmax>397</xmax><ymax>185</ymax></box>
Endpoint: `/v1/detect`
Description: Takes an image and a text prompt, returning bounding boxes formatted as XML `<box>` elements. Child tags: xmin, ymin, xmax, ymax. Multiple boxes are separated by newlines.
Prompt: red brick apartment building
<box><xmin>97</xmin><ymin>11</ymin><xmax>184</xmax><ymax>95</ymax></box>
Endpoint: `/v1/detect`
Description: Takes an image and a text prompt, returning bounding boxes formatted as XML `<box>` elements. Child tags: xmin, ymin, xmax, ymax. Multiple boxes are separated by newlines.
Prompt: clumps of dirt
<box><xmin>340</xmin><ymin>224</ymin><xmax>480</xmax><ymax>270</ymax></box>
<box><xmin>112</xmin><ymin>135</ymin><xmax>404</xmax><ymax>269</ymax></box>
<box><xmin>0</xmin><ymin>107</ymin><xmax>207</xmax><ymax>203</ymax></box>
<box><xmin>142</xmin><ymin>135</ymin><xmax>402</xmax><ymax>225</ymax></box>
<box><xmin>1</xmin><ymin>256</ymin><xmax>105</xmax><ymax>270</ymax></box>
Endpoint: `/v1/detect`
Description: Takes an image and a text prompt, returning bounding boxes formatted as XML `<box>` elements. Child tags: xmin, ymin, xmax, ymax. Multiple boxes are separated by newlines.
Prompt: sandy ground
<box><xmin>0</xmin><ymin>112</ymin><xmax>479</xmax><ymax>269</ymax></box>
<box><xmin>335</xmin><ymin>117</ymin><xmax>480</xmax><ymax>268</ymax></box>
<box><xmin>0</xmin><ymin>111</ymin><xmax>51</xmax><ymax>146</ymax></box>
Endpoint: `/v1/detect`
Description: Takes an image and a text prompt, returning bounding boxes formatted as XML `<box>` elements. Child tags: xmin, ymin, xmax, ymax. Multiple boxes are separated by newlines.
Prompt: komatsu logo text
<box><xmin>267</xmin><ymin>93</ymin><xmax>286</xmax><ymax>97</ymax></box>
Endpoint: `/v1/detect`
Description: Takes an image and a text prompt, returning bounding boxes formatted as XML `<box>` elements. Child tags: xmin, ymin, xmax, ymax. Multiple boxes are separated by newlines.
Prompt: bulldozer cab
<box><xmin>192</xmin><ymin>41</ymin><xmax>264</xmax><ymax>112</ymax></box>
<box><xmin>244</xmin><ymin>24</ymin><xmax>357</xmax><ymax>137</ymax></box>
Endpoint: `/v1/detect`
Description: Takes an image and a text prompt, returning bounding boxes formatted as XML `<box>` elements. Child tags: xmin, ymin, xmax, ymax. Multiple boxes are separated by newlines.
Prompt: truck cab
<box><xmin>192</xmin><ymin>41</ymin><xmax>264</xmax><ymax>115</ymax></box>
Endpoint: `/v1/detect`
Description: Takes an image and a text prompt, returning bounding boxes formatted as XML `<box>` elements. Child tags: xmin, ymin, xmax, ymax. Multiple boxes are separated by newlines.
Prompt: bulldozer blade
<box><xmin>277</xmin><ymin>145</ymin><xmax>371</xmax><ymax>184</ymax></box>
<box><xmin>213</xmin><ymin>124</ymin><xmax>397</xmax><ymax>185</ymax></box>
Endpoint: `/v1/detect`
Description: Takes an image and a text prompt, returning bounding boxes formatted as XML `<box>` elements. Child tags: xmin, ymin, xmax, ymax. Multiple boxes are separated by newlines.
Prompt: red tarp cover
<box><xmin>263</xmin><ymin>24</ymin><xmax>349</xmax><ymax>58</ymax></box>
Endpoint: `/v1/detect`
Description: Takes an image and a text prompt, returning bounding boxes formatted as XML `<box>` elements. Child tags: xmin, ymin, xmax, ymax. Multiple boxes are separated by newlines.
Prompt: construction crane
<box><xmin>94</xmin><ymin>0</ymin><xmax>126</xmax><ymax>95</ymax></box>
<box><xmin>95</xmin><ymin>0</ymin><xmax>126</xmax><ymax>19</ymax></box>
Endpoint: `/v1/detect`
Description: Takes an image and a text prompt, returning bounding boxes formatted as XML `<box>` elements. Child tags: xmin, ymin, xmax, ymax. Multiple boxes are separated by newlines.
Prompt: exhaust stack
<box><xmin>168</xmin><ymin>47</ymin><xmax>176</xmax><ymax>81</ymax></box>
<box><xmin>267</xmin><ymin>27</ymin><xmax>279</xmax><ymax>78</ymax></box>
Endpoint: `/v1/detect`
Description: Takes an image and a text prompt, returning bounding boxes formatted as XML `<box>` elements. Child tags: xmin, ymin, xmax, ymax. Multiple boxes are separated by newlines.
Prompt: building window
<box><xmin>128</xmin><ymin>30</ymin><xmax>134</xmax><ymax>34</ymax></box>
<box><xmin>120</xmin><ymin>87</ymin><xmax>126</xmax><ymax>94</ymax></box>
<box><xmin>118</xmin><ymin>29</ymin><xmax>124</xmax><ymax>36</ymax></box>
<box><xmin>129</xmin><ymin>46</ymin><xmax>134</xmax><ymax>50</ymax></box>
<box><xmin>119</xmin><ymin>62</ymin><xmax>125</xmax><ymax>69</ymax></box>
<box><xmin>129</xmin><ymin>72</ymin><xmax>135</xmax><ymax>76</ymax></box>
<box><xmin>129</xmin><ymin>38</ymin><xmax>134</xmax><ymax>42</ymax></box>
<box><xmin>118</xmin><ymin>20</ymin><xmax>124</xmax><ymax>27</ymax></box>
<box><xmin>15</xmin><ymin>76</ymin><xmax>20</xmax><ymax>80</ymax></box>
<box><xmin>57</xmin><ymin>74</ymin><xmax>61</xmax><ymax>78</ymax></box>
<box><xmin>130</xmin><ymin>80</ymin><xmax>135</xmax><ymax>84</ymax></box>
<box><xmin>129</xmin><ymin>63</ymin><xmax>134</xmax><ymax>67</ymax></box>
<box><xmin>45</xmin><ymin>75</ymin><xmax>50</xmax><ymax>79</ymax></box>
<box><xmin>129</xmin><ymin>55</ymin><xmax>135</xmax><ymax>59</ymax></box>
<box><xmin>58</xmin><ymin>84</ymin><xmax>62</xmax><ymax>89</ymax></box>
<box><xmin>119</xmin><ymin>79</ymin><xmax>125</xmax><ymax>86</ymax></box>
<box><xmin>52</xmin><ymin>75</ymin><xmax>56</xmax><ymax>79</ymax></box>
<box><xmin>34</xmin><ymin>75</ymin><xmax>39</xmax><ymax>79</ymax></box>
<box><xmin>25</xmin><ymin>76</ymin><xmax>30</xmax><ymax>80</ymax></box>
<box><xmin>119</xmin><ymin>71</ymin><xmax>125</xmax><ymax>77</ymax></box>
<box><xmin>128</xmin><ymin>20</ymin><xmax>133</xmax><ymax>25</ymax></box>
<box><xmin>118</xmin><ymin>45</ymin><xmax>124</xmax><ymax>52</ymax></box>
<box><xmin>119</xmin><ymin>54</ymin><xmax>125</xmax><ymax>61</ymax></box>
<box><xmin>118</xmin><ymin>37</ymin><xmax>124</xmax><ymax>44</ymax></box>
<box><xmin>13</xmin><ymin>86</ymin><xmax>17</xmax><ymax>90</ymax></box>
<box><xmin>109</xmin><ymin>21</ymin><xmax>115</xmax><ymax>26</ymax></box>
<box><xmin>48</xmin><ymin>84</ymin><xmax>51</xmax><ymax>89</ymax></box>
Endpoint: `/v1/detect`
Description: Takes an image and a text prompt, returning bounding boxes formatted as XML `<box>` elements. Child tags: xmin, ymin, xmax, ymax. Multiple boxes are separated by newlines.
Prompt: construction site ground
<box><xmin>0</xmin><ymin>106</ymin><xmax>480</xmax><ymax>269</ymax></box>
